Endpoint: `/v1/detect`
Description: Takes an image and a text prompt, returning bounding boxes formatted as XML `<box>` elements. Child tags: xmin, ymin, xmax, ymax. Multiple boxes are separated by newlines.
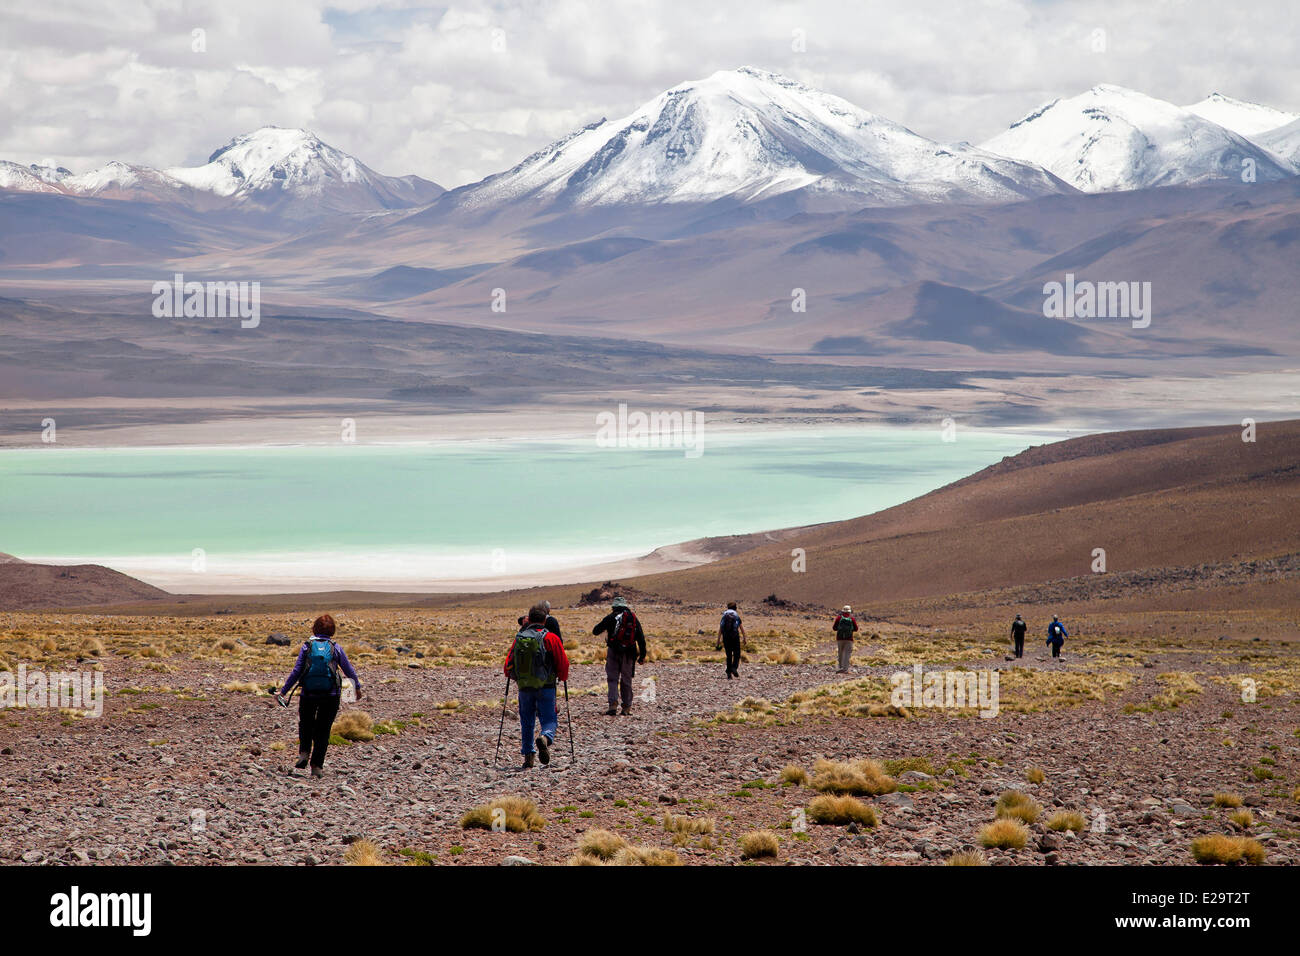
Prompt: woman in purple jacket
<box><xmin>277</xmin><ymin>614</ymin><xmax>362</xmax><ymax>777</ymax></box>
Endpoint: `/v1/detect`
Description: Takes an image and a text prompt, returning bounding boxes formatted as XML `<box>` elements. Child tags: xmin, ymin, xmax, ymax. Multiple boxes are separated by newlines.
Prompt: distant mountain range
<box><xmin>0</xmin><ymin>127</ymin><xmax>443</xmax><ymax>217</ymax></box>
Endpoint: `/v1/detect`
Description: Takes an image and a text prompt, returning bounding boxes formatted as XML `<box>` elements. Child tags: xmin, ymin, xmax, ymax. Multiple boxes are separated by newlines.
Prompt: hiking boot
<box><xmin>620</xmin><ymin>706</ymin><xmax>631</xmax><ymax>716</ymax></box>
<box><xmin>536</xmin><ymin>735</ymin><xmax>551</xmax><ymax>765</ymax></box>
<box><xmin>605</xmin><ymin>706</ymin><xmax>618</xmax><ymax>716</ymax></box>
<box><xmin>522</xmin><ymin>752</ymin><xmax>535</xmax><ymax>769</ymax></box>
<box><xmin>295</xmin><ymin>753</ymin><xmax>310</xmax><ymax>770</ymax></box>
<box><xmin>310</xmin><ymin>766</ymin><xmax>323</xmax><ymax>778</ymax></box>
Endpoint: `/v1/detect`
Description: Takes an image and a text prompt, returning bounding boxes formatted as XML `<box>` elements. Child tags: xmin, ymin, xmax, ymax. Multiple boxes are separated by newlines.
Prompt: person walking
<box><xmin>504</xmin><ymin>604</ymin><xmax>569</xmax><ymax>769</ymax></box>
<box><xmin>832</xmin><ymin>605</ymin><xmax>858</xmax><ymax>673</ymax></box>
<box><xmin>1011</xmin><ymin>614</ymin><xmax>1027</xmax><ymax>659</ymax></box>
<box><xmin>542</xmin><ymin>600</ymin><xmax>562</xmax><ymax>641</ymax></box>
<box><xmin>1046</xmin><ymin>615</ymin><xmax>1068</xmax><ymax>659</ymax></box>
<box><xmin>276</xmin><ymin>613</ymin><xmax>361</xmax><ymax>778</ymax></box>
<box><xmin>592</xmin><ymin>597</ymin><xmax>646</xmax><ymax>716</ymax></box>
<box><xmin>717</xmin><ymin>602</ymin><xmax>747</xmax><ymax>679</ymax></box>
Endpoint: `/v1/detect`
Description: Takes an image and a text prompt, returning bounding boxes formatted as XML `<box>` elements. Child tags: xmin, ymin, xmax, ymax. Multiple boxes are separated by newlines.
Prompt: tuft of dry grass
<box><xmin>979</xmin><ymin>819</ymin><xmax>1030</xmax><ymax>850</ymax></box>
<box><xmin>215</xmin><ymin>638</ymin><xmax>238</xmax><ymax>652</ymax></box>
<box><xmin>79</xmin><ymin>638</ymin><xmax>104</xmax><ymax>658</ymax></box>
<box><xmin>610</xmin><ymin>846</ymin><xmax>681</xmax><ymax>866</ymax></box>
<box><xmin>1229</xmin><ymin>809</ymin><xmax>1254</xmax><ymax>829</ymax></box>
<box><xmin>806</xmin><ymin>795</ymin><xmax>878</xmax><ymax>827</ymax></box>
<box><xmin>738</xmin><ymin>830</ymin><xmax>780</xmax><ymax>859</ymax></box>
<box><xmin>947</xmin><ymin>849</ymin><xmax>987</xmax><ymax>866</ymax></box>
<box><xmin>460</xmin><ymin>796</ymin><xmax>546</xmax><ymax>833</ymax></box>
<box><xmin>780</xmin><ymin>764</ymin><xmax>809</xmax><ymax>786</ymax></box>
<box><xmin>343</xmin><ymin>839</ymin><xmax>387</xmax><ymax>866</ymax></box>
<box><xmin>995</xmin><ymin>790</ymin><xmax>1042</xmax><ymax>824</ymax></box>
<box><xmin>663</xmin><ymin>813</ymin><xmax>715</xmax><ymax>835</ymax></box>
<box><xmin>1211</xmin><ymin>792</ymin><xmax>1243</xmax><ymax>808</ymax></box>
<box><xmin>1025</xmin><ymin>767</ymin><xmax>1046</xmax><ymax>785</ymax></box>
<box><xmin>1190</xmin><ymin>834</ymin><xmax>1265</xmax><ymax>865</ymax></box>
<box><xmin>1046</xmin><ymin>810</ymin><xmax>1086</xmax><ymax>832</ymax></box>
<box><xmin>765</xmin><ymin>646</ymin><xmax>800</xmax><ymax>665</ymax></box>
<box><xmin>576</xmin><ymin>829</ymin><xmax>627</xmax><ymax>860</ymax></box>
<box><xmin>810</xmin><ymin>758</ymin><xmax>897</xmax><ymax>796</ymax></box>
<box><xmin>220</xmin><ymin>681</ymin><xmax>263</xmax><ymax>694</ymax></box>
<box><xmin>332</xmin><ymin>710</ymin><xmax>375</xmax><ymax>742</ymax></box>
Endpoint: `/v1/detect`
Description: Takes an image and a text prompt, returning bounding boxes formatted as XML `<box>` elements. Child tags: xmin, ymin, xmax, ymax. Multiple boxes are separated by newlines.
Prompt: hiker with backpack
<box><xmin>1011</xmin><ymin>614</ymin><xmax>1027</xmax><ymax>659</ymax></box>
<box><xmin>1046</xmin><ymin>615</ymin><xmax>1068</xmax><ymax>658</ymax></box>
<box><xmin>542</xmin><ymin>600</ymin><xmax>562</xmax><ymax>640</ymax></box>
<box><xmin>717</xmin><ymin>602</ymin><xmax>747</xmax><ymax>679</ymax></box>
<box><xmin>832</xmin><ymin>605</ymin><xmax>858</xmax><ymax>673</ymax></box>
<box><xmin>592</xmin><ymin>597</ymin><xmax>646</xmax><ymax>715</ymax></box>
<box><xmin>503</xmin><ymin>604</ymin><xmax>570</xmax><ymax>769</ymax></box>
<box><xmin>276</xmin><ymin>614</ymin><xmax>361</xmax><ymax>778</ymax></box>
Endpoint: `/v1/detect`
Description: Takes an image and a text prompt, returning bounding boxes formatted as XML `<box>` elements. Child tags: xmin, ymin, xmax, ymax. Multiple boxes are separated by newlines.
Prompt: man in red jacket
<box><xmin>504</xmin><ymin>604</ymin><xmax>570</xmax><ymax>768</ymax></box>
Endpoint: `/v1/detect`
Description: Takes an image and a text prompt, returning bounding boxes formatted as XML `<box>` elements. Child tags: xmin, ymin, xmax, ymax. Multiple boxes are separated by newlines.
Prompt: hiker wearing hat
<box><xmin>1011</xmin><ymin>614</ymin><xmax>1027</xmax><ymax>658</ymax></box>
<box><xmin>1046</xmin><ymin>615</ymin><xmax>1068</xmax><ymax>659</ymax></box>
<box><xmin>717</xmin><ymin>601</ymin><xmax>747</xmax><ymax>679</ymax></box>
<box><xmin>542</xmin><ymin>600</ymin><xmax>562</xmax><ymax>641</ymax></box>
<box><xmin>832</xmin><ymin>605</ymin><xmax>858</xmax><ymax>673</ymax></box>
<box><xmin>592</xmin><ymin>597</ymin><xmax>646</xmax><ymax>715</ymax></box>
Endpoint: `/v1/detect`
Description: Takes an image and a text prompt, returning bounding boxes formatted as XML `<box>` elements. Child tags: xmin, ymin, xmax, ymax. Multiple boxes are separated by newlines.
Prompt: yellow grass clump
<box><xmin>1046</xmin><ymin>810</ymin><xmax>1086</xmax><ymax>832</ymax></box>
<box><xmin>609</xmin><ymin>846</ymin><xmax>681</xmax><ymax>866</ymax></box>
<box><xmin>332</xmin><ymin>710</ymin><xmax>375</xmax><ymax>742</ymax></box>
<box><xmin>979</xmin><ymin>819</ymin><xmax>1030</xmax><ymax>850</ymax></box>
<box><xmin>343</xmin><ymin>839</ymin><xmax>387</xmax><ymax>866</ymax></box>
<box><xmin>1211</xmin><ymin>792</ymin><xmax>1242</xmax><ymax>808</ymax></box>
<box><xmin>220</xmin><ymin>681</ymin><xmax>263</xmax><ymax>694</ymax></box>
<box><xmin>947</xmin><ymin>849</ymin><xmax>987</xmax><ymax>866</ymax></box>
<box><xmin>215</xmin><ymin>638</ymin><xmax>238</xmax><ymax>652</ymax></box>
<box><xmin>1025</xmin><ymin>767</ymin><xmax>1046</xmax><ymax>784</ymax></box>
<box><xmin>780</xmin><ymin>764</ymin><xmax>809</xmax><ymax>786</ymax></box>
<box><xmin>738</xmin><ymin>830</ymin><xmax>780</xmax><ymax>859</ymax></box>
<box><xmin>1229</xmin><ymin>809</ymin><xmax>1254</xmax><ymax>829</ymax></box>
<box><xmin>576</xmin><ymin>829</ymin><xmax>627</xmax><ymax>860</ymax></box>
<box><xmin>810</xmin><ymin>758</ymin><xmax>897</xmax><ymax>796</ymax></box>
<box><xmin>766</xmin><ymin>646</ymin><xmax>800</xmax><ymax>665</ymax></box>
<box><xmin>460</xmin><ymin>796</ymin><xmax>547</xmax><ymax>833</ymax></box>
<box><xmin>1190</xmin><ymin>835</ymin><xmax>1265</xmax><ymax>865</ymax></box>
<box><xmin>806</xmin><ymin>795</ymin><xmax>878</xmax><ymax>827</ymax></box>
<box><xmin>663</xmin><ymin>813</ymin><xmax>715</xmax><ymax>835</ymax></box>
<box><xmin>995</xmin><ymin>790</ymin><xmax>1042</xmax><ymax>824</ymax></box>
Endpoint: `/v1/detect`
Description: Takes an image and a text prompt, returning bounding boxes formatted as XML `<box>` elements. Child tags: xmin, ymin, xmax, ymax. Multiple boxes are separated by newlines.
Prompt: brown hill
<box><xmin>0</xmin><ymin>560</ymin><xmax>170</xmax><ymax>611</ymax></box>
<box><xmin>630</xmin><ymin>419</ymin><xmax>1300</xmax><ymax>609</ymax></box>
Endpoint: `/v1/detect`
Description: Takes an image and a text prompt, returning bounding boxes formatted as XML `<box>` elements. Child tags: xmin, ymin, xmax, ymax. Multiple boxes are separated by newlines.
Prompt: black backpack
<box><xmin>610</xmin><ymin>610</ymin><xmax>638</xmax><ymax>651</ymax></box>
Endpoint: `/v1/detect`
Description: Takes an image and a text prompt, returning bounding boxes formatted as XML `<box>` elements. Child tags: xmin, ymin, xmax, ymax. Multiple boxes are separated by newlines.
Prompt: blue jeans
<box><xmin>518</xmin><ymin>685</ymin><xmax>558</xmax><ymax>755</ymax></box>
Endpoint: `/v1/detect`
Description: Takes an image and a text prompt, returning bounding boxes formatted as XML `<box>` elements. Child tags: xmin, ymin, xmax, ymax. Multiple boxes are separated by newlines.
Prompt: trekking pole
<box><xmin>494</xmin><ymin>676</ymin><xmax>511</xmax><ymax>765</ymax></box>
<box><xmin>563</xmin><ymin>680</ymin><xmax>575</xmax><ymax>762</ymax></box>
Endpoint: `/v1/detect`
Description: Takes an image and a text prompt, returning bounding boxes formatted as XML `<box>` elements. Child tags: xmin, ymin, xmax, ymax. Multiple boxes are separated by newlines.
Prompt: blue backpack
<box><xmin>303</xmin><ymin>638</ymin><xmax>340</xmax><ymax>694</ymax></box>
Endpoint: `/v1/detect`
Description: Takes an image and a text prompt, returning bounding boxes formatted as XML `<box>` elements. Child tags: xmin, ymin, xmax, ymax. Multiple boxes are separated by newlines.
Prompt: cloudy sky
<box><xmin>3</xmin><ymin>0</ymin><xmax>1298</xmax><ymax>188</ymax></box>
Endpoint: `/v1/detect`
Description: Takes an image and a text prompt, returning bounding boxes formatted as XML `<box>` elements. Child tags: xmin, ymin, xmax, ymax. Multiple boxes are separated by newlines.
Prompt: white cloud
<box><xmin>1</xmin><ymin>0</ymin><xmax>1297</xmax><ymax>187</ymax></box>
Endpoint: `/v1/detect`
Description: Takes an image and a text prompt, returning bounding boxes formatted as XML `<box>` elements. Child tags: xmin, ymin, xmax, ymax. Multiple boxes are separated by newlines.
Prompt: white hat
<box><xmin>842</xmin><ymin>605</ymin><xmax>852</xmax><ymax>613</ymax></box>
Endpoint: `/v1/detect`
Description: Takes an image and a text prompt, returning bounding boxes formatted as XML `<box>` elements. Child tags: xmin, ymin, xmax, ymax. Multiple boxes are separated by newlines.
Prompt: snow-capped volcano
<box><xmin>1183</xmin><ymin>92</ymin><xmax>1298</xmax><ymax>137</ymax></box>
<box><xmin>166</xmin><ymin>127</ymin><xmax>443</xmax><ymax>213</ymax></box>
<box><xmin>1257</xmin><ymin>118</ymin><xmax>1300</xmax><ymax>166</ymax></box>
<box><xmin>444</xmin><ymin>67</ymin><xmax>1072</xmax><ymax>212</ymax></box>
<box><xmin>981</xmin><ymin>85</ymin><xmax>1295</xmax><ymax>192</ymax></box>
<box><xmin>0</xmin><ymin>127</ymin><xmax>442</xmax><ymax>216</ymax></box>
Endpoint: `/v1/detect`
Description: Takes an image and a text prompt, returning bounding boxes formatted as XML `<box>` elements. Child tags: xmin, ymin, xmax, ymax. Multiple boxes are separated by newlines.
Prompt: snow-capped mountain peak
<box><xmin>447</xmin><ymin>66</ymin><xmax>1072</xmax><ymax>212</ymax></box>
<box><xmin>1184</xmin><ymin>92</ymin><xmax>1298</xmax><ymax>137</ymax></box>
<box><xmin>981</xmin><ymin>85</ymin><xmax>1295</xmax><ymax>192</ymax></box>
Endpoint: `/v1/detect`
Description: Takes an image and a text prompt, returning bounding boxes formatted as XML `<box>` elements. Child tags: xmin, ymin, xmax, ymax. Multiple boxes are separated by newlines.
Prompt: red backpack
<box><xmin>610</xmin><ymin>609</ymin><xmax>638</xmax><ymax>650</ymax></box>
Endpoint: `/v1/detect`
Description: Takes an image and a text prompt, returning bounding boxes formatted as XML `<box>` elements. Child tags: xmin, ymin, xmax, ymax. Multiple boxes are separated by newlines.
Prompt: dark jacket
<box><xmin>545</xmin><ymin>614</ymin><xmax>562</xmax><ymax>640</ymax></box>
<box><xmin>280</xmin><ymin>638</ymin><xmax>361</xmax><ymax>697</ymax></box>
<box><xmin>593</xmin><ymin>609</ymin><xmax>646</xmax><ymax>660</ymax></box>
<box><xmin>1011</xmin><ymin>619</ymin><xmax>1027</xmax><ymax>640</ymax></box>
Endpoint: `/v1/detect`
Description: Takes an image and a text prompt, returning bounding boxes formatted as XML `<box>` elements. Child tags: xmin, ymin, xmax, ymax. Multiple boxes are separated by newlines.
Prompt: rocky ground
<box><xmin>0</xmin><ymin>603</ymin><xmax>1297</xmax><ymax>866</ymax></box>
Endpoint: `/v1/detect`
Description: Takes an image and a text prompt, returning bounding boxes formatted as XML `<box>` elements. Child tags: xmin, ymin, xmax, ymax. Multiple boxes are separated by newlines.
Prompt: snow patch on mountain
<box><xmin>1184</xmin><ymin>92</ymin><xmax>1298</xmax><ymax>137</ymax></box>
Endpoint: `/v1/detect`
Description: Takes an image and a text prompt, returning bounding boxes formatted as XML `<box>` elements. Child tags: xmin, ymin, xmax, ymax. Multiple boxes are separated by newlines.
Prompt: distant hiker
<box><xmin>1011</xmin><ymin>614</ymin><xmax>1027</xmax><ymax>658</ymax></box>
<box><xmin>717</xmin><ymin>602</ymin><xmax>747</xmax><ymax>679</ymax></box>
<box><xmin>592</xmin><ymin>597</ymin><xmax>646</xmax><ymax>715</ymax></box>
<box><xmin>504</xmin><ymin>604</ymin><xmax>569</xmax><ymax>769</ymax></box>
<box><xmin>1046</xmin><ymin>615</ymin><xmax>1068</xmax><ymax>658</ymax></box>
<box><xmin>542</xmin><ymin>600</ymin><xmax>562</xmax><ymax>641</ymax></box>
<box><xmin>832</xmin><ymin>605</ymin><xmax>858</xmax><ymax>673</ymax></box>
<box><xmin>277</xmin><ymin>614</ymin><xmax>361</xmax><ymax>778</ymax></box>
